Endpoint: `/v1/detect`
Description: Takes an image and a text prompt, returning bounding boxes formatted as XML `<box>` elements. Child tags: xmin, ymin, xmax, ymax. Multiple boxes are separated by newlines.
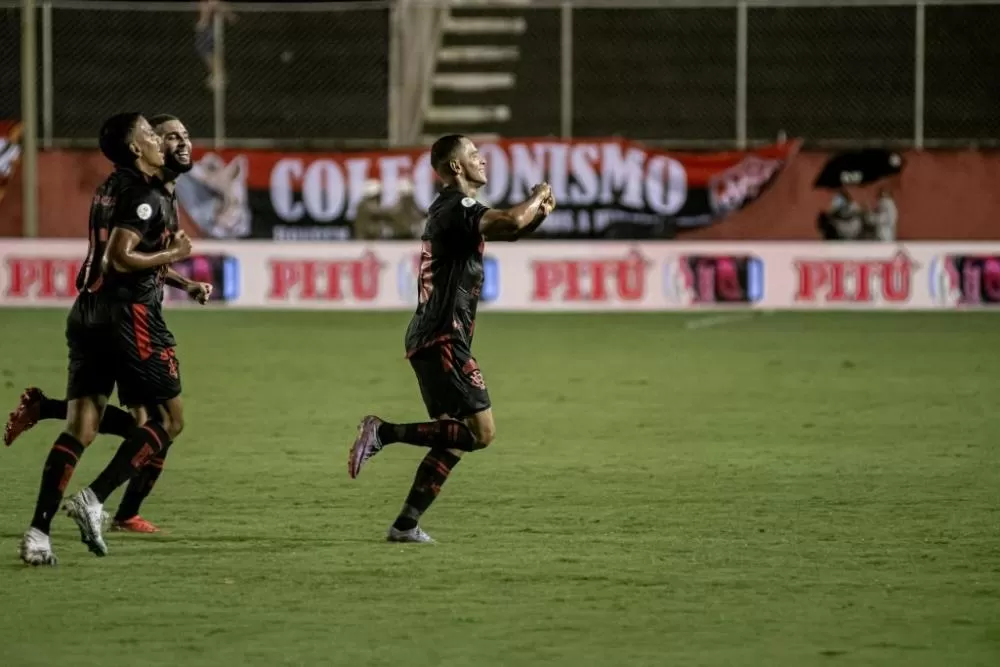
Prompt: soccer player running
<box><xmin>347</xmin><ymin>134</ymin><xmax>555</xmax><ymax>543</ymax></box>
<box><xmin>19</xmin><ymin>113</ymin><xmax>195</xmax><ymax>565</ymax></box>
<box><xmin>7</xmin><ymin>115</ymin><xmax>208</xmax><ymax>539</ymax></box>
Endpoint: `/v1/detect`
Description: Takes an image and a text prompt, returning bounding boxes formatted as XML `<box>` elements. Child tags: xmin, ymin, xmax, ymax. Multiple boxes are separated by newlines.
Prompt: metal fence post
<box><xmin>41</xmin><ymin>0</ymin><xmax>52</xmax><ymax>149</ymax></box>
<box><xmin>736</xmin><ymin>0</ymin><xmax>748</xmax><ymax>150</ymax></box>
<box><xmin>21</xmin><ymin>0</ymin><xmax>37</xmax><ymax>238</ymax></box>
<box><xmin>212</xmin><ymin>8</ymin><xmax>226</xmax><ymax>149</ymax></box>
<box><xmin>388</xmin><ymin>1</ymin><xmax>400</xmax><ymax>147</ymax></box>
<box><xmin>914</xmin><ymin>0</ymin><xmax>925</xmax><ymax>150</ymax></box>
<box><xmin>560</xmin><ymin>2</ymin><xmax>573</xmax><ymax>139</ymax></box>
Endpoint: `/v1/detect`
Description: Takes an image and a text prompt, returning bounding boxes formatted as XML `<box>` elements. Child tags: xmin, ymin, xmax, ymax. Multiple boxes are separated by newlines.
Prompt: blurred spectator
<box><xmin>388</xmin><ymin>179</ymin><xmax>426</xmax><ymax>239</ymax></box>
<box><xmin>196</xmin><ymin>0</ymin><xmax>237</xmax><ymax>91</ymax></box>
<box><xmin>353</xmin><ymin>180</ymin><xmax>390</xmax><ymax>240</ymax></box>
<box><xmin>866</xmin><ymin>188</ymin><xmax>898</xmax><ymax>242</ymax></box>
<box><xmin>818</xmin><ymin>188</ymin><xmax>863</xmax><ymax>241</ymax></box>
<box><xmin>354</xmin><ymin>179</ymin><xmax>425</xmax><ymax>240</ymax></box>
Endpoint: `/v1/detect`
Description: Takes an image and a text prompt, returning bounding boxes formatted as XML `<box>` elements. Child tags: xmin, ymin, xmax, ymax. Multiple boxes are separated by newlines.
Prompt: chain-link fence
<box><xmin>36</xmin><ymin>0</ymin><xmax>391</xmax><ymax>146</ymax></box>
<box><xmin>7</xmin><ymin>0</ymin><xmax>1000</xmax><ymax>147</ymax></box>
<box><xmin>555</xmin><ymin>0</ymin><xmax>1000</xmax><ymax>146</ymax></box>
<box><xmin>745</xmin><ymin>5</ymin><xmax>916</xmax><ymax>143</ymax></box>
<box><xmin>0</xmin><ymin>4</ymin><xmax>20</xmax><ymax>123</ymax></box>
<box><xmin>573</xmin><ymin>6</ymin><xmax>737</xmax><ymax>141</ymax></box>
<box><xmin>924</xmin><ymin>3</ymin><xmax>1000</xmax><ymax>141</ymax></box>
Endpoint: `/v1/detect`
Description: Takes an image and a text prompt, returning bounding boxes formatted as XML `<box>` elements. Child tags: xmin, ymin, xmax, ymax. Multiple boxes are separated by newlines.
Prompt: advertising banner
<box><xmin>4</xmin><ymin>142</ymin><xmax>1000</xmax><ymax>242</ymax></box>
<box><xmin>181</xmin><ymin>139</ymin><xmax>795</xmax><ymax>240</ymax></box>
<box><xmin>1</xmin><ymin>240</ymin><xmax>998</xmax><ymax>311</ymax></box>
<box><xmin>0</xmin><ymin>139</ymin><xmax>796</xmax><ymax>241</ymax></box>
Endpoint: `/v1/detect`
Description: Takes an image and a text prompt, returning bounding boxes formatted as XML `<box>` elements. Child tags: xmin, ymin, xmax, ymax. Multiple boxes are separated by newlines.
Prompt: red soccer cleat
<box><xmin>111</xmin><ymin>516</ymin><xmax>161</xmax><ymax>533</ymax></box>
<box><xmin>4</xmin><ymin>387</ymin><xmax>45</xmax><ymax>447</ymax></box>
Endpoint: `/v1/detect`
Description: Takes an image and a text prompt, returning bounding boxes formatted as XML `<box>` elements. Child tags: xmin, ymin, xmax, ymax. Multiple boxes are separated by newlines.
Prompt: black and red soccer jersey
<box><xmin>77</xmin><ymin>167</ymin><xmax>179</xmax><ymax>305</ymax></box>
<box><xmin>404</xmin><ymin>186</ymin><xmax>489</xmax><ymax>356</ymax></box>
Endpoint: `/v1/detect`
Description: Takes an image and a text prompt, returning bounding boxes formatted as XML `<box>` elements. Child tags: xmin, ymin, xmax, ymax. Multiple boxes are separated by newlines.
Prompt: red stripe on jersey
<box><xmin>131</xmin><ymin>304</ymin><xmax>153</xmax><ymax>361</ymax></box>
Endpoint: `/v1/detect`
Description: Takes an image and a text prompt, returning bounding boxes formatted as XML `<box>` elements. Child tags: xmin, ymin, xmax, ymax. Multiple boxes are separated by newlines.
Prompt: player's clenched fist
<box><xmin>170</xmin><ymin>230</ymin><xmax>193</xmax><ymax>260</ymax></box>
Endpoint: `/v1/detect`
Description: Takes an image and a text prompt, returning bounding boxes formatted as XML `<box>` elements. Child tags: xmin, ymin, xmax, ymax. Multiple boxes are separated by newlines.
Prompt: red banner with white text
<box><xmin>0</xmin><ymin>138</ymin><xmax>796</xmax><ymax>240</ymax></box>
<box><xmin>3</xmin><ymin>138</ymin><xmax>1000</xmax><ymax>241</ymax></box>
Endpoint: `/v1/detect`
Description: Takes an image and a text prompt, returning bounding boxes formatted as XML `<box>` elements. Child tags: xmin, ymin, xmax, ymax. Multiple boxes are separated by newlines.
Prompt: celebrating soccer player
<box><xmin>9</xmin><ymin>115</ymin><xmax>208</xmax><ymax>547</ymax></box>
<box><xmin>348</xmin><ymin>134</ymin><xmax>556</xmax><ymax>543</ymax></box>
<box><xmin>18</xmin><ymin>113</ymin><xmax>198</xmax><ymax>565</ymax></box>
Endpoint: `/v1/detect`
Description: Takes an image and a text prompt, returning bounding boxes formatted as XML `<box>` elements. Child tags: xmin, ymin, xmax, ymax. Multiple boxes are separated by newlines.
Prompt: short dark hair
<box><xmin>98</xmin><ymin>112</ymin><xmax>143</xmax><ymax>168</ymax></box>
<box><xmin>148</xmin><ymin>114</ymin><xmax>179</xmax><ymax>130</ymax></box>
<box><xmin>430</xmin><ymin>134</ymin><xmax>466</xmax><ymax>175</ymax></box>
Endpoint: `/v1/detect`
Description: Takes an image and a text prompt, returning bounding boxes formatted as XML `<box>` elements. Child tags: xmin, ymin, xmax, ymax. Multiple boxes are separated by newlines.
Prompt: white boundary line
<box><xmin>684</xmin><ymin>311</ymin><xmax>765</xmax><ymax>330</ymax></box>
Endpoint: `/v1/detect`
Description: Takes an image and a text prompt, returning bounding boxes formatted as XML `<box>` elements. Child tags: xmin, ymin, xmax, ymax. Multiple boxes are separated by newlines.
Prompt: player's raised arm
<box><xmin>479</xmin><ymin>183</ymin><xmax>556</xmax><ymax>242</ymax></box>
<box><xmin>428</xmin><ymin>134</ymin><xmax>556</xmax><ymax>243</ymax></box>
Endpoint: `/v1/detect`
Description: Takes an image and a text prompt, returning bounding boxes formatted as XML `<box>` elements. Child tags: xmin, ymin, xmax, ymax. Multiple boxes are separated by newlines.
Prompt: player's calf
<box><xmin>377</xmin><ymin>418</ymin><xmax>487</xmax><ymax>451</ymax></box>
<box><xmin>390</xmin><ymin>448</ymin><xmax>463</xmax><ymax>537</ymax></box>
<box><xmin>24</xmin><ymin>396</ymin><xmax>105</xmax><ymax>545</ymax></box>
<box><xmin>349</xmin><ymin>412</ymin><xmax>492</xmax><ymax>480</ymax></box>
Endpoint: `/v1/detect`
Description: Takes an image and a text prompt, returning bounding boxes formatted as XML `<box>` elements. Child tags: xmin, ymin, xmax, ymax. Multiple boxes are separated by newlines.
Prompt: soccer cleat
<box><xmin>18</xmin><ymin>527</ymin><xmax>58</xmax><ymax>566</ymax></box>
<box><xmin>348</xmin><ymin>415</ymin><xmax>385</xmax><ymax>479</ymax></box>
<box><xmin>111</xmin><ymin>516</ymin><xmax>160</xmax><ymax>533</ymax></box>
<box><xmin>4</xmin><ymin>387</ymin><xmax>46</xmax><ymax>447</ymax></box>
<box><xmin>63</xmin><ymin>488</ymin><xmax>109</xmax><ymax>557</ymax></box>
<box><xmin>386</xmin><ymin>526</ymin><xmax>435</xmax><ymax>544</ymax></box>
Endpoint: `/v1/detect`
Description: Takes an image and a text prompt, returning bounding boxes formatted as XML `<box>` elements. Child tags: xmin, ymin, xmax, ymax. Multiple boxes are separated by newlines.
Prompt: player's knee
<box><xmin>67</xmin><ymin>423</ymin><xmax>99</xmax><ymax>447</ymax></box>
<box><xmin>471</xmin><ymin>421</ymin><xmax>496</xmax><ymax>448</ymax></box>
<box><xmin>167</xmin><ymin>415</ymin><xmax>184</xmax><ymax>439</ymax></box>
<box><xmin>149</xmin><ymin>402</ymin><xmax>184</xmax><ymax>440</ymax></box>
<box><xmin>164</xmin><ymin>409</ymin><xmax>184</xmax><ymax>439</ymax></box>
<box><xmin>66</xmin><ymin>397</ymin><xmax>105</xmax><ymax>446</ymax></box>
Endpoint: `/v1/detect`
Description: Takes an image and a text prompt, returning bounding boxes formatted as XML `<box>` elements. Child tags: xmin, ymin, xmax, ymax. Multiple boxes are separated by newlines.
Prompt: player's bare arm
<box><xmin>104</xmin><ymin>228</ymin><xmax>192</xmax><ymax>273</ymax></box>
<box><xmin>479</xmin><ymin>183</ymin><xmax>556</xmax><ymax>242</ymax></box>
<box><xmin>165</xmin><ymin>267</ymin><xmax>213</xmax><ymax>304</ymax></box>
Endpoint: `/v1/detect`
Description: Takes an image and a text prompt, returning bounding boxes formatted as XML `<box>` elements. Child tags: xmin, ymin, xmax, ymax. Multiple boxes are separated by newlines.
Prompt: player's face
<box><xmin>131</xmin><ymin>117</ymin><xmax>164</xmax><ymax>168</ymax></box>
<box><xmin>157</xmin><ymin>119</ymin><xmax>193</xmax><ymax>175</ymax></box>
<box><xmin>458</xmin><ymin>139</ymin><xmax>488</xmax><ymax>187</ymax></box>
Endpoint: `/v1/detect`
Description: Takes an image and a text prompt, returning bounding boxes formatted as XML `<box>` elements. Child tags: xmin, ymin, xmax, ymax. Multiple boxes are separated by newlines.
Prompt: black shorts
<box><xmin>409</xmin><ymin>341</ymin><xmax>491</xmax><ymax>420</ymax></box>
<box><xmin>110</xmin><ymin>302</ymin><xmax>182</xmax><ymax>408</ymax></box>
<box><xmin>66</xmin><ymin>293</ymin><xmax>116</xmax><ymax>401</ymax></box>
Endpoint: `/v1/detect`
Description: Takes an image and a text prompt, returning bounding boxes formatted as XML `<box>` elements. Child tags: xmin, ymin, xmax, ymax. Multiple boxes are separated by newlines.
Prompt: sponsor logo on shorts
<box><xmin>462</xmin><ymin>359</ymin><xmax>486</xmax><ymax>390</ymax></box>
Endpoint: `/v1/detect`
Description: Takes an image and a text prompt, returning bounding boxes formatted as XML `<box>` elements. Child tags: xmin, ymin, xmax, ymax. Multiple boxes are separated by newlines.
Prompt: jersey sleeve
<box><xmin>112</xmin><ymin>186</ymin><xmax>161</xmax><ymax>237</ymax></box>
<box><xmin>445</xmin><ymin>195</ymin><xmax>490</xmax><ymax>240</ymax></box>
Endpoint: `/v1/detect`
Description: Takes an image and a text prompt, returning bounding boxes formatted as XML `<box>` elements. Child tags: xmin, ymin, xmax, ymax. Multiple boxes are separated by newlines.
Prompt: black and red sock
<box><xmin>377</xmin><ymin>420</ymin><xmax>483</xmax><ymax>451</ymax></box>
<box><xmin>114</xmin><ymin>446</ymin><xmax>168</xmax><ymax>522</ymax></box>
<box><xmin>38</xmin><ymin>397</ymin><xmax>67</xmax><ymax>422</ymax></box>
<box><xmin>30</xmin><ymin>432</ymin><xmax>87</xmax><ymax>534</ymax></box>
<box><xmin>99</xmin><ymin>406</ymin><xmax>138</xmax><ymax>439</ymax></box>
<box><xmin>38</xmin><ymin>399</ymin><xmax>135</xmax><ymax>438</ymax></box>
<box><xmin>392</xmin><ymin>450</ymin><xmax>462</xmax><ymax>532</ymax></box>
<box><xmin>88</xmin><ymin>422</ymin><xmax>171</xmax><ymax>504</ymax></box>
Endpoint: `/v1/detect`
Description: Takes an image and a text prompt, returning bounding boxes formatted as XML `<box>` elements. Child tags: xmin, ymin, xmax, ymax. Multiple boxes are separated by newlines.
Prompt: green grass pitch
<box><xmin>0</xmin><ymin>309</ymin><xmax>997</xmax><ymax>666</ymax></box>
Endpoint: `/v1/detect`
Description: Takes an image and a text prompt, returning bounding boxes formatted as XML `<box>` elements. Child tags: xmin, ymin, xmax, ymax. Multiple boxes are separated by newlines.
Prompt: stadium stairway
<box><xmin>421</xmin><ymin>0</ymin><xmax>532</xmax><ymax>143</ymax></box>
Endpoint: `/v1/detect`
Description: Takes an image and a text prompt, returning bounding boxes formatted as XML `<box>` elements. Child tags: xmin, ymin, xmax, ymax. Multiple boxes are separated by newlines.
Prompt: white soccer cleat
<box><xmin>386</xmin><ymin>525</ymin><xmax>435</xmax><ymax>544</ymax></box>
<box><xmin>19</xmin><ymin>527</ymin><xmax>58</xmax><ymax>566</ymax></box>
<box><xmin>63</xmin><ymin>488</ymin><xmax>109</xmax><ymax>557</ymax></box>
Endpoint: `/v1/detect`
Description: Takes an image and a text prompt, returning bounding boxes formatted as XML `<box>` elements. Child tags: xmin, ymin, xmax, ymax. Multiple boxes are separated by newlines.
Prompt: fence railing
<box><xmin>4</xmin><ymin>0</ymin><xmax>999</xmax><ymax>149</ymax></box>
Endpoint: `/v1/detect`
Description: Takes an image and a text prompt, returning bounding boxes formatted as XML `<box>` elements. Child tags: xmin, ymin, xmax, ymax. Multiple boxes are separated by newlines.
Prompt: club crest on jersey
<box><xmin>137</xmin><ymin>203</ymin><xmax>153</xmax><ymax>220</ymax></box>
<box><xmin>461</xmin><ymin>197</ymin><xmax>477</xmax><ymax>208</ymax></box>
